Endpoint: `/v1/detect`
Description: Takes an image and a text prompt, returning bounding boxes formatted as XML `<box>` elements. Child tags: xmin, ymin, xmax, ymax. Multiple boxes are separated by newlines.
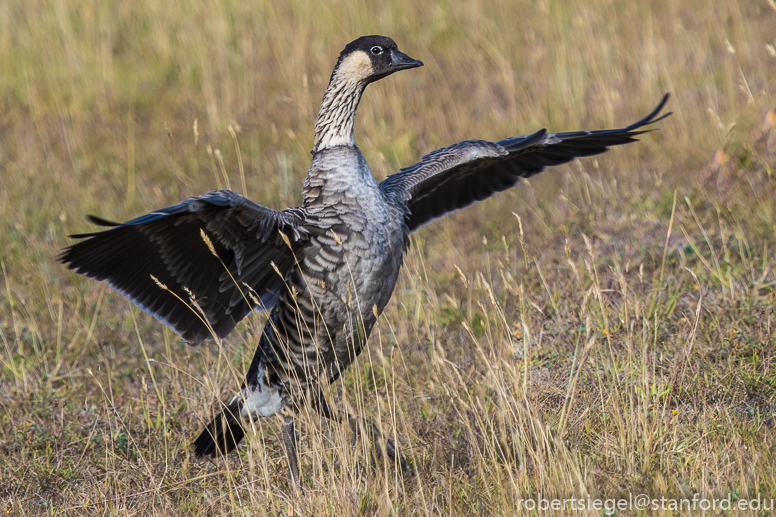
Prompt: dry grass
<box><xmin>2</xmin><ymin>0</ymin><xmax>776</xmax><ymax>514</ymax></box>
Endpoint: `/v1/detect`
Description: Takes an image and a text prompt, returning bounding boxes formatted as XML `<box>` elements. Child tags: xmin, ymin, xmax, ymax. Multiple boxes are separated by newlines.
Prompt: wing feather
<box><xmin>381</xmin><ymin>94</ymin><xmax>671</xmax><ymax>231</ymax></box>
<box><xmin>59</xmin><ymin>189</ymin><xmax>309</xmax><ymax>344</ymax></box>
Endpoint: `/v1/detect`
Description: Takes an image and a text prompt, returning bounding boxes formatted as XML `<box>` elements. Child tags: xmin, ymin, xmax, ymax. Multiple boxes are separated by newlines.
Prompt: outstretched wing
<box><xmin>380</xmin><ymin>94</ymin><xmax>671</xmax><ymax>232</ymax></box>
<box><xmin>59</xmin><ymin>189</ymin><xmax>308</xmax><ymax>344</ymax></box>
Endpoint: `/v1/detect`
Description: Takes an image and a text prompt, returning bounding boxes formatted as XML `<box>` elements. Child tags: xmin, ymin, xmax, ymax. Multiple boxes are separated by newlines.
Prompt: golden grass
<box><xmin>2</xmin><ymin>0</ymin><xmax>776</xmax><ymax>514</ymax></box>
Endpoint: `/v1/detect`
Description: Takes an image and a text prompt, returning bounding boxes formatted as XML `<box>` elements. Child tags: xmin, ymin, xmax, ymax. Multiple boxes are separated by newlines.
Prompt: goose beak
<box><xmin>390</xmin><ymin>50</ymin><xmax>424</xmax><ymax>71</ymax></box>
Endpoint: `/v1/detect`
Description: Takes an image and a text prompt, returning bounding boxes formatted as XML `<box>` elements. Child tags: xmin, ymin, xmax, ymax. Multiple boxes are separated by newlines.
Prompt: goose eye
<box><xmin>370</xmin><ymin>46</ymin><xmax>383</xmax><ymax>55</ymax></box>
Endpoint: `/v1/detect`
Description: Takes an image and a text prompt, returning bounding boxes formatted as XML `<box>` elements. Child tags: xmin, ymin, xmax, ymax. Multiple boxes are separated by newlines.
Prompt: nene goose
<box><xmin>60</xmin><ymin>35</ymin><xmax>671</xmax><ymax>486</ymax></box>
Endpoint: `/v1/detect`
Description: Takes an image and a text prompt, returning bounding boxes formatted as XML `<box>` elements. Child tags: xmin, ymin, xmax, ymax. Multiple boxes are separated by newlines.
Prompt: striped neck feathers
<box><xmin>312</xmin><ymin>51</ymin><xmax>374</xmax><ymax>154</ymax></box>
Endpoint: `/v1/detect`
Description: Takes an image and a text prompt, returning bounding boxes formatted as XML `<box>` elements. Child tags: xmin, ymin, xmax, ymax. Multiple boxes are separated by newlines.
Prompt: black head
<box><xmin>334</xmin><ymin>35</ymin><xmax>423</xmax><ymax>84</ymax></box>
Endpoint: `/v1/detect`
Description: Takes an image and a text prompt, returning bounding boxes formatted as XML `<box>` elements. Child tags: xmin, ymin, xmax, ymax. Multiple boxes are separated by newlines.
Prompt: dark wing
<box><xmin>59</xmin><ymin>189</ymin><xmax>308</xmax><ymax>344</ymax></box>
<box><xmin>380</xmin><ymin>93</ymin><xmax>671</xmax><ymax>232</ymax></box>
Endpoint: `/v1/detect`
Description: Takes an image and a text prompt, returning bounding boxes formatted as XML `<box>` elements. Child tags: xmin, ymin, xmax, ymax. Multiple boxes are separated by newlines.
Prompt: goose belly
<box><xmin>273</xmin><ymin>212</ymin><xmax>406</xmax><ymax>383</ymax></box>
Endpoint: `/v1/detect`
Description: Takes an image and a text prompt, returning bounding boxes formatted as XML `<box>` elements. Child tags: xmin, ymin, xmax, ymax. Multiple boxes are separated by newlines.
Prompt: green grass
<box><xmin>2</xmin><ymin>0</ymin><xmax>776</xmax><ymax>514</ymax></box>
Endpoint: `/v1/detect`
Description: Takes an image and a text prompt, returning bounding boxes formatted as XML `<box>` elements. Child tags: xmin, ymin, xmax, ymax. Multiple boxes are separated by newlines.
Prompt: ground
<box><xmin>1</xmin><ymin>0</ymin><xmax>776</xmax><ymax>515</ymax></box>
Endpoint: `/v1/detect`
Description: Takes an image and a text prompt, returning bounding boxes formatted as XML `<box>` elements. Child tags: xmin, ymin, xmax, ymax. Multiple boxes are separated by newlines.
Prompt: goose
<box><xmin>59</xmin><ymin>35</ymin><xmax>671</xmax><ymax>487</ymax></box>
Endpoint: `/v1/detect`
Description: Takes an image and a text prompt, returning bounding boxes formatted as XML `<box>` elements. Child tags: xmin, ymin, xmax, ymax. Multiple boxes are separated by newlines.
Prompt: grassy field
<box><xmin>2</xmin><ymin>0</ymin><xmax>776</xmax><ymax>514</ymax></box>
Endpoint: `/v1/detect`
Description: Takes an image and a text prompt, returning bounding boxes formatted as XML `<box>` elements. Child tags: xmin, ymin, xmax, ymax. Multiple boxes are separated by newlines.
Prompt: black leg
<box><xmin>281</xmin><ymin>414</ymin><xmax>301</xmax><ymax>488</ymax></box>
<box><xmin>312</xmin><ymin>387</ymin><xmax>411</xmax><ymax>473</ymax></box>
